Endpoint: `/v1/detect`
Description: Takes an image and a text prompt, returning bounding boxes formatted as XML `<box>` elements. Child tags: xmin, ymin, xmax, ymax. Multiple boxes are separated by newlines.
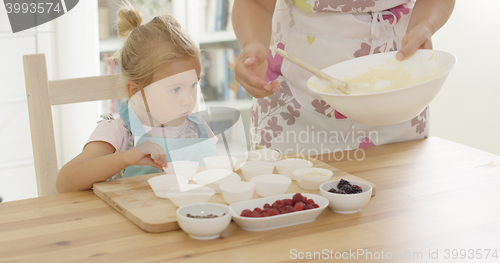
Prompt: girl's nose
<box><xmin>181</xmin><ymin>89</ymin><xmax>193</xmax><ymax>105</ymax></box>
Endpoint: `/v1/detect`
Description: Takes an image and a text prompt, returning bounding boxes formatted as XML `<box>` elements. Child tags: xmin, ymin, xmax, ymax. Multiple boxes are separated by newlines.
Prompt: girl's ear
<box><xmin>126</xmin><ymin>81</ymin><xmax>141</xmax><ymax>98</ymax></box>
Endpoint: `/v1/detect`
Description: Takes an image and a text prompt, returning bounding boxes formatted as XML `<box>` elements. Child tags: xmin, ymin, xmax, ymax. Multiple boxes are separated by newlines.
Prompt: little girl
<box><xmin>56</xmin><ymin>5</ymin><xmax>218</xmax><ymax>193</ymax></box>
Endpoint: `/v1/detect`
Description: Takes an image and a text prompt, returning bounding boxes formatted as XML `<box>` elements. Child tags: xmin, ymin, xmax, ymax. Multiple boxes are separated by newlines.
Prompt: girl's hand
<box><xmin>235</xmin><ymin>42</ymin><xmax>280</xmax><ymax>98</ymax></box>
<box><xmin>397</xmin><ymin>24</ymin><xmax>433</xmax><ymax>61</ymax></box>
<box><xmin>125</xmin><ymin>141</ymin><xmax>167</xmax><ymax>170</ymax></box>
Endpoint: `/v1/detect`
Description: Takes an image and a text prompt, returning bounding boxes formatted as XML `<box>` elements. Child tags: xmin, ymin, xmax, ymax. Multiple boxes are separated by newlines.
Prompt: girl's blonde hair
<box><xmin>113</xmin><ymin>3</ymin><xmax>200</xmax><ymax>91</ymax></box>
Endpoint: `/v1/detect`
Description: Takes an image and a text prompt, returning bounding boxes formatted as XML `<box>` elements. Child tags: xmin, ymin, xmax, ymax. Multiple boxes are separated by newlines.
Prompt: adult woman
<box><xmin>232</xmin><ymin>0</ymin><xmax>455</xmax><ymax>155</ymax></box>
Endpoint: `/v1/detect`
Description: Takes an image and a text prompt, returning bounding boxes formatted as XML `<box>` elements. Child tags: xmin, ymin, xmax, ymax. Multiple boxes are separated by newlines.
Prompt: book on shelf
<box><xmin>201</xmin><ymin>47</ymin><xmax>252</xmax><ymax>103</ymax></box>
<box><xmin>100</xmin><ymin>52</ymin><xmax>122</xmax><ymax>117</ymax></box>
<box><xmin>204</xmin><ymin>0</ymin><xmax>233</xmax><ymax>34</ymax></box>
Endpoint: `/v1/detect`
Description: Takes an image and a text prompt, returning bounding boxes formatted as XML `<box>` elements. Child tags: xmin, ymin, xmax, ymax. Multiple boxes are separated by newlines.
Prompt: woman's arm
<box><xmin>397</xmin><ymin>0</ymin><xmax>455</xmax><ymax>60</ymax></box>
<box><xmin>232</xmin><ymin>0</ymin><xmax>280</xmax><ymax>98</ymax></box>
<box><xmin>56</xmin><ymin>141</ymin><xmax>166</xmax><ymax>193</ymax></box>
<box><xmin>232</xmin><ymin>0</ymin><xmax>275</xmax><ymax>49</ymax></box>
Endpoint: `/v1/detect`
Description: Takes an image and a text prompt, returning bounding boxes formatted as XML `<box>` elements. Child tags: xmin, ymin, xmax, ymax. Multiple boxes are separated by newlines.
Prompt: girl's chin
<box><xmin>164</xmin><ymin>116</ymin><xmax>187</xmax><ymax>127</ymax></box>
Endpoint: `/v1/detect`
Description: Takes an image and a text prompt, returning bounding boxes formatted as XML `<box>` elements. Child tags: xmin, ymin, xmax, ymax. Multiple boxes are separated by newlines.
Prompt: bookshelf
<box><xmin>97</xmin><ymin>0</ymin><xmax>252</xmax><ymax>148</ymax></box>
<box><xmin>98</xmin><ymin>0</ymin><xmax>252</xmax><ymax>115</ymax></box>
<box><xmin>99</xmin><ymin>37</ymin><xmax>121</xmax><ymax>53</ymax></box>
<box><xmin>200</xmin><ymin>30</ymin><xmax>237</xmax><ymax>44</ymax></box>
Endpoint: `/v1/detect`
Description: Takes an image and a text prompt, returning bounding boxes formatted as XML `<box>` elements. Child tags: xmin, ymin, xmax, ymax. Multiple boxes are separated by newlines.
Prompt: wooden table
<box><xmin>1</xmin><ymin>137</ymin><xmax>499</xmax><ymax>262</ymax></box>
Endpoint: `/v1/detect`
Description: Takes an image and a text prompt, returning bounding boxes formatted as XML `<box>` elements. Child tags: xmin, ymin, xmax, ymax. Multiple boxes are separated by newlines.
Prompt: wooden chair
<box><xmin>23</xmin><ymin>53</ymin><xmax>127</xmax><ymax>196</ymax></box>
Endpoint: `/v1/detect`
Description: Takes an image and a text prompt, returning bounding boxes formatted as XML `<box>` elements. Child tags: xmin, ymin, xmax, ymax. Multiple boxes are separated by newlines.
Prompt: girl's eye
<box><xmin>191</xmin><ymin>82</ymin><xmax>198</xmax><ymax>89</ymax></box>
<box><xmin>172</xmin><ymin>87</ymin><xmax>180</xmax><ymax>93</ymax></box>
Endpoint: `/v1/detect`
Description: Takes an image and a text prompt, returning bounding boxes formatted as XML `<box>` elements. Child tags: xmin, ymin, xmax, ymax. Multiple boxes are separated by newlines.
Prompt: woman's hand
<box><xmin>397</xmin><ymin>24</ymin><xmax>433</xmax><ymax>60</ymax></box>
<box><xmin>396</xmin><ymin>0</ymin><xmax>455</xmax><ymax>61</ymax></box>
<box><xmin>125</xmin><ymin>141</ymin><xmax>167</xmax><ymax>170</ymax></box>
<box><xmin>235</xmin><ymin>43</ymin><xmax>280</xmax><ymax>98</ymax></box>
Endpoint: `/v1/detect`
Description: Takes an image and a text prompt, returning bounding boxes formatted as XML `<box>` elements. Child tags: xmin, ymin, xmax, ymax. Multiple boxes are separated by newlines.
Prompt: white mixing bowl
<box><xmin>307</xmin><ymin>50</ymin><xmax>456</xmax><ymax>126</ymax></box>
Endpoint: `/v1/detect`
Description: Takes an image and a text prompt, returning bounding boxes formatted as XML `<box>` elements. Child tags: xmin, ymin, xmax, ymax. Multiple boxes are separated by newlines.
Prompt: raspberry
<box><xmin>242</xmin><ymin>194</ymin><xmax>319</xmax><ymax>218</ymax></box>
<box><xmin>283</xmin><ymin>205</ymin><xmax>294</xmax><ymax>214</ymax></box>
<box><xmin>240</xmin><ymin>209</ymin><xmax>252</xmax><ymax>217</ymax></box>
<box><xmin>292</xmin><ymin>193</ymin><xmax>304</xmax><ymax>204</ymax></box>
<box><xmin>294</xmin><ymin>202</ymin><xmax>304</xmax><ymax>211</ymax></box>
<box><xmin>268</xmin><ymin>208</ymin><xmax>280</xmax><ymax>216</ymax></box>
<box><xmin>250</xmin><ymin>211</ymin><xmax>261</xmax><ymax>217</ymax></box>
<box><xmin>283</xmin><ymin>198</ymin><xmax>294</xmax><ymax>206</ymax></box>
<box><xmin>272</xmin><ymin>200</ymin><xmax>285</xmax><ymax>209</ymax></box>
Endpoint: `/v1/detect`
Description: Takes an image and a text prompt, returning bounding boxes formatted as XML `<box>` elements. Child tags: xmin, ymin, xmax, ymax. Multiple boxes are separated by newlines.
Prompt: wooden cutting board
<box><xmin>93</xmin><ymin>154</ymin><xmax>376</xmax><ymax>233</ymax></box>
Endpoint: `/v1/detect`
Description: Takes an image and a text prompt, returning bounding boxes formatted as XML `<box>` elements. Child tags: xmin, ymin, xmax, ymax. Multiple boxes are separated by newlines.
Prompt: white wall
<box><xmin>0</xmin><ymin>1</ymin><xmax>100</xmax><ymax>202</ymax></box>
<box><xmin>53</xmin><ymin>1</ymin><xmax>101</xmax><ymax>167</ymax></box>
<box><xmin>0</xmin><ymin>4</ymin><xmax>53</xmax><ymax>201</ymax></box>
<box><xmin>430</xmin><ymin>0</ymin><xmax>500</xmax><ymax>155</ymax></box>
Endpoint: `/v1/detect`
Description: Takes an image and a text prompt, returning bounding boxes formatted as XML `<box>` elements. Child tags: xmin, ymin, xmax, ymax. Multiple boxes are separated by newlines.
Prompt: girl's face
<box><xmin>130</xmin><ymin>57</ymin><xmax>201</xmax><ymax>127</ymax></box>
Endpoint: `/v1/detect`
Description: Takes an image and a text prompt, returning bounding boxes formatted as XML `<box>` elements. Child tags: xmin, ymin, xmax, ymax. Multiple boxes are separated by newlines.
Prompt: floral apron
<box><xmin>250</xmin><ymin>0</ymin><xmax>428</xmax><ymax>155</ymax></box>
<box><xmin>109</xmin><ymin>100</ymin><xmax>219</xmax><ymax>179</ymax></box>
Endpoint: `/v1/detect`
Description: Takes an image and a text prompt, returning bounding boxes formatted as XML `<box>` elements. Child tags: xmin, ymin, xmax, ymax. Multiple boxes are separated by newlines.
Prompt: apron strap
<box><xmin>370</xmin><ymin>10</ymin><xmax>398</xmax><ymax>54</ymax></box>
<box><xmin>119</xmin><ymin>99</ymin><xmax>131</xmax><ymax>128</ymax></box>
<box><xmin>187</xmin><ymin>113</ymin><xmax>211</xmax><ymax>138</ymax></box>
<box><xmin>119</xmin><ymin>99</ymin><xmax>149</xmax><ymax>137</ymax></box>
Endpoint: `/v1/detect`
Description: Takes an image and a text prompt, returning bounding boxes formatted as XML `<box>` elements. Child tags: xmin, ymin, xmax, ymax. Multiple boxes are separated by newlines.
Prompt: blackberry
<box><xmin>328</xmin><ymin>188</ymin><xmax>347</xmax><ymax>194</ymax></box>
<box><xmin>329</xmin><ymin>180</ymin><xmax>363</xmax><ymax>194</ymax></box>
<box><xmin>337</xmin><ymin>179</ymin><xmax>351</xmax><ymax>189</ymax></box>
<box><xmin>351</xmin><ymin>185</ymin><xmax>363</xmax><ymax>193</ymax></box>
<box><xmin>339</xmin><ymin>184</ymin><xmax>354</xmax><ymax>193</ymax></box>
<box><xmin>328</xmin><ymin>188</ymin><xmax>338</xmax><ymax>194</ymax></box>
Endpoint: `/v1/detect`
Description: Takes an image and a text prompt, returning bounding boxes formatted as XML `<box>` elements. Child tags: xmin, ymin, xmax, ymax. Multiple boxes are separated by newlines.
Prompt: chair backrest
<box><xmin>23</xmin><ymin>53</ymin><xmax>127</xmax><ymax>196</ymax></box>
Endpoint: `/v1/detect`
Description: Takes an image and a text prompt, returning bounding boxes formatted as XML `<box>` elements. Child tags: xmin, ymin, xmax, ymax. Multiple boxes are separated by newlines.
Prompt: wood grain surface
<box><xmin>92</xmin><ymin>154</ymin><xmax>376</xmax><ymax>233</ymax></box>
<box><xmin>2</xmin><ymin>138</ymin><xmax>500</xmax><ymax>263</ymax></box>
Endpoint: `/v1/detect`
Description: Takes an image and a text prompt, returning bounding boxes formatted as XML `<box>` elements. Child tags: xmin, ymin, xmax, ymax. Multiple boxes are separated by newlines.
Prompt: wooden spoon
<box><xmin>275</xmin><ymin>48</ymin><xmax>351</xmax><ymax>95</ymax></box>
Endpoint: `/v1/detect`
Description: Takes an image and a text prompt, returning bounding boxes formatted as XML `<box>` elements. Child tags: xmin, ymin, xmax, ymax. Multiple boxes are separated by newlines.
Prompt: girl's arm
<box><xmin>232</xmin><ymin>0</ymin><xmax>280</xmax><ymax>98</ymax></box>
<box><xmin>397</xmin><ymin>0</ymin><xmax>455</xmax><ymax>60</ymax></box>
<box><xmin>56</xmin><ymin>141</ymin><xmax>166</xmax><ymax>193</ymax></box>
